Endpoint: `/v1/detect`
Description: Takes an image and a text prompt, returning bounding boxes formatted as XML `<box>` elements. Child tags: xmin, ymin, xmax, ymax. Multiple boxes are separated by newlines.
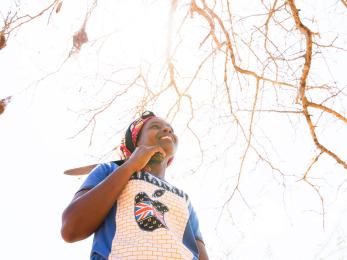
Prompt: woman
<box><xmin>61</xmin><ymin>111</ymin><xmax>209</xmax><ymax>260</ymax></box>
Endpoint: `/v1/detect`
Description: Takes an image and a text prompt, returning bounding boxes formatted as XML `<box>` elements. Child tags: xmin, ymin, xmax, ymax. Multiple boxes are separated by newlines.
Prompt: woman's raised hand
<box><xmin>124</xmin><ymin>145</ymin><xmax>166</xmax><ymax>172</ymax></box>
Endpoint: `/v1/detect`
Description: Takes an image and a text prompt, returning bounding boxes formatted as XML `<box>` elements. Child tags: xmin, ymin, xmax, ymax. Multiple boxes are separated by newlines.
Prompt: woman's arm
<box><xmin>197</xmin><ymin>240</ymin><xmax>209</xmax><ymax>260</ymax></box>
<box><xmin>61</xmin><ymin>162</ymin><xmax>135</xmax><ymax>242</ymax></box>
<box><xmin>61</xmin><ymin>145</ymin><xmax>166</xmax><ymax>243</ymax></box>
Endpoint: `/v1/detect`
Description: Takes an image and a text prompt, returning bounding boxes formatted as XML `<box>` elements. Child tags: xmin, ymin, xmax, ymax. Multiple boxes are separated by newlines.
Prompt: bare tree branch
<box><xmin>287</xmin><ymin>0</ymin><xmax>347</xmax><ymax>170</ymax></box>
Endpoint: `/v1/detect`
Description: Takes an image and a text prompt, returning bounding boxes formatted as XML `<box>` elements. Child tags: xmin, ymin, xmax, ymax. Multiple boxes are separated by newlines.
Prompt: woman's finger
<box><xmin>147</xmin><ymin>145</ymin><xmax>166</xmax><ymax>157</ymax></box>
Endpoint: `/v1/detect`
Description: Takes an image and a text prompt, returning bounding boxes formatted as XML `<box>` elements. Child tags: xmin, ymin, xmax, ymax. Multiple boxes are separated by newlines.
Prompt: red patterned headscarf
<box><xmin>119</xmin><ymin>111</ymin><xmax>174</xmax><ymax>166</ymax></box>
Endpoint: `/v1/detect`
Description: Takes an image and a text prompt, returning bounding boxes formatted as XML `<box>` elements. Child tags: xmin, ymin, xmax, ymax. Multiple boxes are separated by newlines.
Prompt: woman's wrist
<box><xmin>120</xmin><ymin>159</ymin><xmax>139</xmax><ymax>173</ymax></box>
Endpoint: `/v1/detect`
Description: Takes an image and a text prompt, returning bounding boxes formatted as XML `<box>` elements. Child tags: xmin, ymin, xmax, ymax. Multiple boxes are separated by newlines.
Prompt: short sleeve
<box><xmin>188</xmin><ymin>201</ymin><xmax>204</xmax><ymax>243</ymax></box>
<box><xmin>77</xmin><ymin>162</ymin><xmax>118</xmax><ymax>192</ymax></box>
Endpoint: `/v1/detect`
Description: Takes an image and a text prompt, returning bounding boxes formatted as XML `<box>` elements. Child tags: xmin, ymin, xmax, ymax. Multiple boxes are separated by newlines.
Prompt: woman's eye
<box><xmin>151</xmin><ymin>125</ymin><xmax>160</xmax><ymax>129</ymax></box>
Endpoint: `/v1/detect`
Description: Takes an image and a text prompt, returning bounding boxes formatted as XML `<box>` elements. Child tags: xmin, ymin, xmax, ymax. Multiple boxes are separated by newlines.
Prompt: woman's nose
<box><xmin>162</xmin><ymin>126</ymin><xmax>172</xmax><ymax>133</ymax></box>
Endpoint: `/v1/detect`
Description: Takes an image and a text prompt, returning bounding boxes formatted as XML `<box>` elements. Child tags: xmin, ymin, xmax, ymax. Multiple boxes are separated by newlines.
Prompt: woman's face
<box><xmin>136</xmin><ymin>117</ymin><xmax>178</xmax><ymax>157</ymax></box>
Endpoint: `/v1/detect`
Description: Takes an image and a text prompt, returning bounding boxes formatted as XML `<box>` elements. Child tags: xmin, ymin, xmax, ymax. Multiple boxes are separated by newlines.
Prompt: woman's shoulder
<box><xmin>78</xmin><ymin>161</ymin><xmax>121</xmax><ymax>190</ymax></box>
<box><xmin>96</xmin><ymin>160</ymin><xmax>124</xmax><ymax>174</ymax></box>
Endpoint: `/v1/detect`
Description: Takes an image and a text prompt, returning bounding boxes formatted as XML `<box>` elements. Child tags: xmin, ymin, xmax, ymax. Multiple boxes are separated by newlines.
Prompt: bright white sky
<box><xmin>1</xmin><ymin>0</ymin><xmax>347</xmax><ymax>259</ymax></box>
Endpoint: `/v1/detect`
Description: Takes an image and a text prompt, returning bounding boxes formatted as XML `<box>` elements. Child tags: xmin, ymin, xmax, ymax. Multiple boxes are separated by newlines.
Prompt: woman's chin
<box><xmin>159</xmin><ymin>141</ymin><xmax>177</xmax><ymax>155</ymax></box>
<box><xmin>162</xmin><ymin>145</ymin><xmax>177</xmax><ymax>157</ymax></box>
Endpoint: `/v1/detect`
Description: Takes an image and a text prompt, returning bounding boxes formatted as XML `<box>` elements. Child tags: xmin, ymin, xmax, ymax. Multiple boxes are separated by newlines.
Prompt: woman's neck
<box><xmin>145</xmin><ymin>162</ymin><xmax>167</xmax><ymax>179</ymax></box>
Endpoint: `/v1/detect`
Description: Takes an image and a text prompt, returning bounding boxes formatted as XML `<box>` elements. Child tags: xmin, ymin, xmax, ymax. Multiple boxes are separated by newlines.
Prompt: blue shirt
<box><xmin>78</xmin><ymin>162</ymin><xmax>204</xmax><ymax>260</ymax></box>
